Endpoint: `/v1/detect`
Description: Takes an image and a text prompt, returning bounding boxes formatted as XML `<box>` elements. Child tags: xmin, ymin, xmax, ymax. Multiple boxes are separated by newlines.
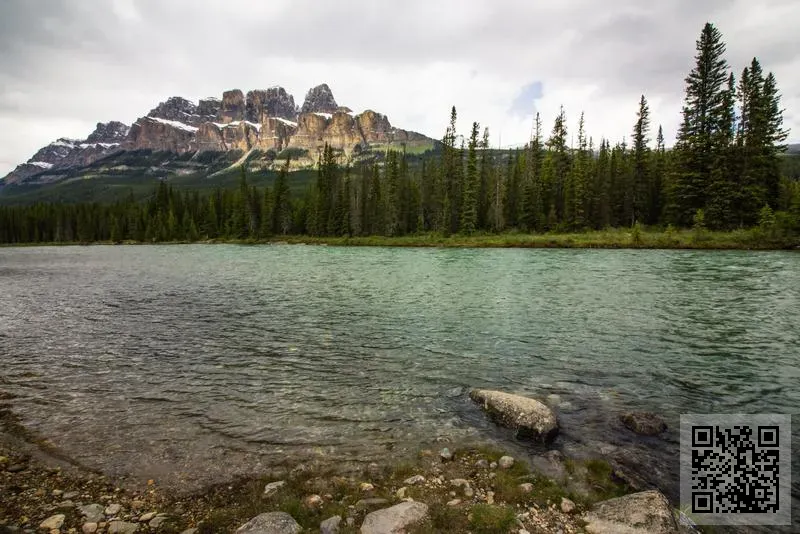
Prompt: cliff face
<box><xmin>2</xmin><ymin>84</ymin><xmax>435</xmax><ymax>185</ymax></box>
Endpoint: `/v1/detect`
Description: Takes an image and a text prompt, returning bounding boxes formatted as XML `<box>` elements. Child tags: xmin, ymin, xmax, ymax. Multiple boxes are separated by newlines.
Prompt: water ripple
<box><xmin>0</xmin><ymin>245</ymin><xmax>798</xmax><ymax>503</ymax></box>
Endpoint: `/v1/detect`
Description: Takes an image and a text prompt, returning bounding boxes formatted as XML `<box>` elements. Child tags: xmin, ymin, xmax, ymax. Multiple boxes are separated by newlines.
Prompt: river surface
<box><xmin>0</xmin><ymin>245</ymin><xmax>798</xmax><ymax>516</ymax></box>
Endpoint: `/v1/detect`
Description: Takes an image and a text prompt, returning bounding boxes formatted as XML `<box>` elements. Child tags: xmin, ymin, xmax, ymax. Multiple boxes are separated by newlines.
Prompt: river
<box><xmin>0</xmin><ymin>245</ymin><xmax>797</xmax><ymax>522</ymax></box>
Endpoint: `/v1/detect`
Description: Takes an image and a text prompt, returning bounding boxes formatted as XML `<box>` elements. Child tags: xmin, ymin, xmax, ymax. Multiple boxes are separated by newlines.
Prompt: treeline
<box><xmin>1</xmin><ymin>22</ymin><xmax>799</xmax><ymax>245</ymax></box>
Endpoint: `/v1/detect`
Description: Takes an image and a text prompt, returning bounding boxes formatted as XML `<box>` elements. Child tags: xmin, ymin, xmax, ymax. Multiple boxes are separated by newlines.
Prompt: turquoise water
<box><xmin>1</xmin><ymin>245</ymin><xmax>798</xmax><ymax>511</ymax></box>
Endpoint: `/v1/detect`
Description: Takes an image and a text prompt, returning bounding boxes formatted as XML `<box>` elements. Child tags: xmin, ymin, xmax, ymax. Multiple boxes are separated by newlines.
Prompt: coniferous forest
<box><xmin>1</xmin><ymin>23</ymin><xmax>799</xmax><ymax>246</ymax></box>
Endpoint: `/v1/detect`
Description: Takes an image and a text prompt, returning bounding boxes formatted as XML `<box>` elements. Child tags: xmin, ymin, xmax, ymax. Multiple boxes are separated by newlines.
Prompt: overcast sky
<box><xmin>1</xmin><ymin>0</ymin><xmax>798</xmax><ymax>176</ymax></box>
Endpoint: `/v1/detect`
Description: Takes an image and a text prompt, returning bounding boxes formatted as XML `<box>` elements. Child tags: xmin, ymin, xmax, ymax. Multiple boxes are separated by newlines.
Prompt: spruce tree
<box><xmin>631</xmin><ymin>96</ymin><xmax>651</xmax><ymax>225</ymax></box>
<box><xmin>671</xmin><ymin>22</ymin><xmax>730</xmax><ymax>226</ymax></box>
<box><xmin>460</xmin><ymin>122</ymin><xmax>480</xmax><ymax>234</ymax></box>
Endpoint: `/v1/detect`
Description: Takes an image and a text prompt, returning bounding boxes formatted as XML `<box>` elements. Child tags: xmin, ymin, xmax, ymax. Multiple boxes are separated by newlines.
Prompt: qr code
<box><xmin>680</xmin><ymin>414</ymin><xmax>791</xmax><ymax>526</ymax></box>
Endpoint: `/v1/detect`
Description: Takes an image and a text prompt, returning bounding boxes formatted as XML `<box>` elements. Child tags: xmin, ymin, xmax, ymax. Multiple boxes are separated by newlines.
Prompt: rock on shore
<box><xmin>235</xmin><ymin>512</ymin><xmax>301</xmax><ymax>534</ymax></box>
<box><xmin>469</xmin><ymin>389</ymin><xmax>559</xmax><ymax>441</ymax></box>
<box><xmin>360</xmin><ymin>501</ymin><xmax>429</xmax><ymax>534</ymax></box>
<box><xmin>582</xmin><ymin>490</ymin><xmax>680</xmax><ymax>534</ymax></box>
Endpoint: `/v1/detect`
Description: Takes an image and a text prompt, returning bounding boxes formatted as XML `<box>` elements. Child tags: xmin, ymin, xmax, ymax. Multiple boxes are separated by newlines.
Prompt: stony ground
<box><xmin>1</xmin><ymin>434</ymin><xmax>640</xmax><ymax>534</ymax></box>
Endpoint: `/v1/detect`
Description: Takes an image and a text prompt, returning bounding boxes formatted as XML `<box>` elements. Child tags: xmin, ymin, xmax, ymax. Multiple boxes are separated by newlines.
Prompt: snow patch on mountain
<box><xmin>146</xmin><ymin>116</ymin><xmax>199</xmax><ymax>132</ymax></box>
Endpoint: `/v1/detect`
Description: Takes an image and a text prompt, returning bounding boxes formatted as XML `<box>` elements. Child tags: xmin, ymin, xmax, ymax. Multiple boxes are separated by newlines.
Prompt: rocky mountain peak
<box><xmin>245</xmin><ymin>88</ymin><xmax>297</xmax><ymax>123</ymax></box>
<box><xmin>85</xmin><ymin>121</ymin><xmax>130</xmax><ymax>144</ymax></box>
<box><xmin>147</xmin><ymin>97</ymin><xmax>198</xmax><ymax>123</ymax></box>
<box><xmin>300</xmin><ymin>84</ymin><xmax>339</xmax><ymax>114</ymax></box>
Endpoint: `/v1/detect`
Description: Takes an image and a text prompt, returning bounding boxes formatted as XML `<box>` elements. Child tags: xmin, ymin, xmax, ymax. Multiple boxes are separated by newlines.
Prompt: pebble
<box><xmin>464</xmin><ymin>487</ymin><xmax>474</xmax><ymax>498</ymax></box>
<box><xmin>51</xmin><ymin>489</ymin><xmax>63</xmax><ymax>497</ymax></box>
<box><xmin>359</xmin><ymin>482</ymin><xmax>375</xmax><ymax>492</ymax></box>
<box><xmin>489</xmin><ymin>462</ymin><xmax>498</xmax><ymax>469</ymax></box>
<box><xmin>475</xmin><ymin>459</ymin><xmax>489</xmax><ymax>468</ymax></box>
<box><xmin>39</xmin><ymin>515</ymin><xmax>65</xmax><ymax>531</ymax></box>
<box><xmin>519</xmin><ymin>483</ymin><xmax>534</xmax><ymax>493</ymax></box>
<box><xmin>519</xmin><ymin>530</ymin><xmax>531</xmax><ymax>534</ymax></box>
<box><xmin>263</xmin><ymin>480</ymin><xmax>286</xmax><ymax>497</ymax></box>
<box><xmin>63</xmin><ymin>491</ymin><xmax>79</xmax><ymax>500</ymax></box>
<box><xmin>179</xmin><ymin>530</ymin><xmax>197</xmax><ymax>534</ymax></box>
<box><xmin>8</xmin><ymin>464</ymin><xmax>28</xmax><ymax>473</ymax></box>
<box><xmin>498</xmin><ymin>456</ymin><xmax>515</xmax><ymax>469</ymax></box>
<box><xmin>560</xmin><ymin>497</ymin><xmax>576</xmax><ymax>514</ymax></box>
<box><xmin>107</xmin><ymin>520</ymin><xmax>138</xmax><ymax>534</ymax></box>
<box><xmin>395</xmin><ymin>487</ymin><xmax>407</xmax><ymax>499</ymax></box>
<box><xmin>489</xmin><ymin>472</ymin><xmax>497</xmax><ymax>479</ymax></box>
<box><xmin>304</xmin><ymin>494</ymin><xmax>323</xmax><ymax>509</ymax></box>
<box><xmin>450</xmin><ymin>478</ymin><xmax>470</xmax><ymax>488</ymax></box>
<box><xmin>447</xmin><ymin>499</ymin><xmax>461</xmax><ymax>506</ymax></box>
<box><xmin>80</xmin><ymin>504</ymin><xmax>105</xmax><ymax>523</ymax></box>
<box><xmin>138</xmin><ymin>512</ymin><xmax>157</xmax><ymax>522</ymax></box>
<box><xmin>82</xmin><ymin>523</ymin><xmax>98</xmax><ymax>534</ymax></box>
<box><xmin>346</xmin><ymin>517</ymin><xmax>355</xmax><ymax>527</ymax></box>
<box><xmin>403</xmin><ymin>475</ymin><xmax>425</xmax><ymax>485</ymax></box>
<box><xmin>487</xmin><ymin>491</ymin><xmax>495</xmax><ymax>505</ymax></box>
<box><xmin>105</xmin><ymin>503</ymin><xmax>122</xmax><ymax>516</ymax></box>
<box><xmin>149</xmin><ymin>514</ymin><xmax>168</xmax><ymax>529</ymax></box>
<box><xmin>439</xmin><ymin>448</ymin><xmax>453</xmax><ymax>462</ymax></box>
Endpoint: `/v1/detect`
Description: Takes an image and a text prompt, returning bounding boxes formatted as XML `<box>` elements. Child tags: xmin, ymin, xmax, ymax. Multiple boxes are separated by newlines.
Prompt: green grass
<box><xmin>469</xmin><ymin>504</ymin><xmax>517</xmax><ymax>534</ymax></box>
<box><xmin>253</xmin><ymin>227</ymin><xmax>799</xmax><ymax>250</ymax></box>
<box><xmin>7</xmin><ymin>227</ymin><xmax>797</xmax><ymax>250</ymax></box>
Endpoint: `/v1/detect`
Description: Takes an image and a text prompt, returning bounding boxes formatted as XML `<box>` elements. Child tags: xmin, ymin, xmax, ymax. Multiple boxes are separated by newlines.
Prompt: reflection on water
<box><xmin>0</xmin><ymin>245</ymin><xmax>798</xmax><ymax>508</ymax></box>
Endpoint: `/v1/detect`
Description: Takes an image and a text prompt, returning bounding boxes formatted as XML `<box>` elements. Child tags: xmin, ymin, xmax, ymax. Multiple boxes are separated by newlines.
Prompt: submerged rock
<box><xmin>469</xmin><ymin>389</ymin><xmax>558</xmax><ymax>441</ymax></box>
<box><xmin>620</xmin><ymin>412</ymin><xmax>667</xmax><ymax>436</ymax></box>
<box><xmin>360</xmin><ymin>502</ymin><xmax>428</xmax><ymax>534</ymax></box>
<box><xmin>582</xmin><ymin>490</ymin><xmax>679</xmax><ymax>534</ymax></box>
<box><xmin>235</xmin><ymin>512</ymin><xmax>301</xmax><ymax>534</ymax></box>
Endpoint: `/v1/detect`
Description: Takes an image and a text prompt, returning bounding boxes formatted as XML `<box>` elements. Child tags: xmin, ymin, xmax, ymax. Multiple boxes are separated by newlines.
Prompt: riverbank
<box><xmin>1</xmin><ymin>435</ymin><xmax>689</xmax><ymax>534</ymax></box>
<box><xmin>1</xmin><ymin>228</ymin><xmax>798</xmax><ymax>250</ymax></box>
<box><xmin>1</xmin><ymin>393</ymin><xmax>697</xmax><ymax>534</ymax></box>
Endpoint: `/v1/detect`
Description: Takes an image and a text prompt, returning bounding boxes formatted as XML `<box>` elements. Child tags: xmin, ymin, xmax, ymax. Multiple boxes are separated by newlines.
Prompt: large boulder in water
<box><xmin>469</xmin><ymin>389</ymin><xmax>558</xmax><ymax>442</ymax></box>
<box><xmin>360</xmin><ymin>501</ymin><xmax>428</xmax><ymax>534</ymax></box>
<box><xmin>620</xmin><ymin>412</ymin><xmax>667</xmax><ymax>436</ymax></box>
<box><xmin>582</xmin><ymin>490</ymin><xmax>680</xmax><ymax>534</ymax></box>
<box><xmin>235</xmin><ymin>512</ymin><xmax>301</xmax><ymax>534</ymax></box>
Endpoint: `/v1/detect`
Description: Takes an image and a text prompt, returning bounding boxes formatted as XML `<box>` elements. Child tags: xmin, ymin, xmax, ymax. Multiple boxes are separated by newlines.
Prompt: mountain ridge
<box><xmin>1</xmin><ymin>84</ymin><xmax>436</xmax><ymax>187</ymax></box>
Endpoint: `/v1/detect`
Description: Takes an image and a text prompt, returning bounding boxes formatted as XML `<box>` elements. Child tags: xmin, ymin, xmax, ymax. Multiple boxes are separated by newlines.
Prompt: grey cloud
<box><xmin>0</xmin><ymin>0</ymin><xmax>798</xmax><ymax>175</ymax></box>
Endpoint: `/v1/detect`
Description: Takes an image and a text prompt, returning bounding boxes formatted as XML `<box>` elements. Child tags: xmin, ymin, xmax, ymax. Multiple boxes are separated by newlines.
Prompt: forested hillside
<box><xmin>1</xmin><ymin>23</ymin><xmax>798</xmax><ymax>245</ymax></box>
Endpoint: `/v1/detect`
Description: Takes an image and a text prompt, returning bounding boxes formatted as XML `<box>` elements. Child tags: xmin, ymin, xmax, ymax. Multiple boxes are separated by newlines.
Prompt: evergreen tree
<box><xmin>671</xmin><ymin>22</ymin><xmax>730</xmax><ymax>225</ymax></box>
<box><xmin>460</xmin><ymin>122</ymin><xmax>480</xmax><ymax>234</ymax></box>
<box><xmin>521</xmin><ymin>113</ymin><xmax>544</xmax><ymax>231</ymax></box>
<box><xmin>631</xmin><ymin>96</ymin><xmax>651</xmax><ymax>225</ymax></box>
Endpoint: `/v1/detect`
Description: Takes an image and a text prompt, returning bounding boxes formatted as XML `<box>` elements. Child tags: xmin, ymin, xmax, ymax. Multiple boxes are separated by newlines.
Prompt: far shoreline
<box><xmin>1</xmin><ymin>228</ymin><xmax>799</xmax><ymax>251</ymax></box>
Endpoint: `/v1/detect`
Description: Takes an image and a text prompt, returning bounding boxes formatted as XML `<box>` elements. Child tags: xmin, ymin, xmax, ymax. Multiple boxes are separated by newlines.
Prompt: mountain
<box><xmin>1</xmin><ymin>84</ymin><xmax>436</xmax><ymax>188</ymax></box>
